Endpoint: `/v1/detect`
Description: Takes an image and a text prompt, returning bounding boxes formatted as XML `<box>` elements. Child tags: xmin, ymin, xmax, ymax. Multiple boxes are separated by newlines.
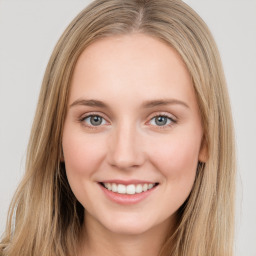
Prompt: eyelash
<box><xmin>147</xmin><ymin>113</ymin><xmax>177</xmax><ymax>128</ymax></box>
<box><xmin>79</xmin><ymin>112</ymin><xmax>177</xmax><ymax>129</ymax></box>
<box><xmin>79</xmin><ymin>112</ymin><xmax>109</xmax><ymax>130</ymax></box>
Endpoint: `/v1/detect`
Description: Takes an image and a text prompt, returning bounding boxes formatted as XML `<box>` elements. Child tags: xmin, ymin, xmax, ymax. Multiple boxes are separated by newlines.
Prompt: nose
<box><xmin>107</xmin><ymin>122</ymin><xmax>145</xmax><ymax>170</ymax></box>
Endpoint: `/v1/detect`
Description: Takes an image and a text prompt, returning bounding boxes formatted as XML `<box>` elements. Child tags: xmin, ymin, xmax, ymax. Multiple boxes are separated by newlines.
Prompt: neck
<box><xmin>78</xmin><ymin>212</ymin><xmax>176</xmax><ymax>256</ymax></box>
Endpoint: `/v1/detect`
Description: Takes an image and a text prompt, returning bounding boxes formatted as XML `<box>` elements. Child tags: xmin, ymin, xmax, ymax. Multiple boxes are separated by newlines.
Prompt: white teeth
<box><xmin>126</xmin><ymin>184</ymin><xmax>136</xmax><ymax>195</ymax></box>
<box><xmin>106</xmin><ymin>183</ymin><xmax>112</xmax><ymax>190</ymax></box>
<box><xmin>148</xmin><ymin>184</ymin><xmax>153</xmax><ymax>189</ymax></box>
<box><xmin>135</xmin><ymin>184</ymin><xmax>143</xmax><ymax>193</ymax></box>
<box><xmin>112</xmin><ymin>183</ymin><xmax>117</xmax><ymax>192</ymax></box>
<box><xmin>102</xmin><ymin>182</ymin><xmax>156</xmax><ymax>195</ymax></box>
<box><xmin>142</xmin><ymin>184</ymin><xmax>148</xmax><ymax>192</ymax></box>
<box><xmin>117</xmin><ymin>184</ymin><xmax>126</xmax><ymax>194</ymax></box>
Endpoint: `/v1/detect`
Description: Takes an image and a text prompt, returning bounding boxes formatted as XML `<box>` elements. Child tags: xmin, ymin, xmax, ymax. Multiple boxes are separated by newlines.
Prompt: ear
<box><xmin>198</xmin><ymin>136</ymin><xmax>208</xmax><ymax>163</ymax></box>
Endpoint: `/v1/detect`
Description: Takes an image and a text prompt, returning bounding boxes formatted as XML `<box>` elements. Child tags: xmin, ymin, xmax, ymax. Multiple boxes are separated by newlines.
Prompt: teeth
<box><xmin>112</xmin><ymin>183</ymin><xmax>117</xmax><ymax>192</ymax></box>
<box><xmin>102</xmin><ymin>182</ymin><xmax>156</xmax><ymax>195</ymax></box>
<box><xmin>117</xmin><ymin>184</ymin><xmax>126</xmax><ymax>194</ymax></box>
<box><xmin>142</xmin><ymin>184</ymin><xmax>148</xmax><ymax>192</ymax></box>
<box><xmin>148</xmin><ymin>183</ymin><xmax>153</xmax><ymax>189</ymax></box>
<box><xmin>135</xmin><ymin>184</ymin><xmax>142</xmax><ymax>193</ymax></box>
<box><xmin>126</xmin><ymin>184</ymin><xmax>136</xmax><ymax>195</ymax></box>
<box><xmin>106</xmin><ymin>183</ymin><xmax>111</xmax><ymax>190</ymax></box>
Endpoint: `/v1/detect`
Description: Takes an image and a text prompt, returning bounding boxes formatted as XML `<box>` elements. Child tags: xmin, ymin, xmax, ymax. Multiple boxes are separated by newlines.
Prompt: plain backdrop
<box><xmin>0</xmin><ymin>1</ymin><xmax>255</xmax><ymax>255</ymax></box>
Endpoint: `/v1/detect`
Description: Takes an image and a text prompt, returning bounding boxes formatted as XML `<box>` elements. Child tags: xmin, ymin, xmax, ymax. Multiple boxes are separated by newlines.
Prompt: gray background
<box><xmin>0</xmin><ymin>1</ymin><xmax>255</xmax><ymax>255</ymax></box>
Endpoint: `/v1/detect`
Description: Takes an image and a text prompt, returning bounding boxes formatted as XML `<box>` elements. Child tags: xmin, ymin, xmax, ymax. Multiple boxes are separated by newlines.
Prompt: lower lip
<box><xmin>99</xmin><ymin>184</ymin><xmax>158</xmax><ymax>205</ymax></box>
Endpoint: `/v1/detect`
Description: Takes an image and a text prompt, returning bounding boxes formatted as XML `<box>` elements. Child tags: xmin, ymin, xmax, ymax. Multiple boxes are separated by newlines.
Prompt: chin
<box><xmin>106</xmin><ymin>222</ymin><xmax>152</xmax><ymax>236</ymax></box>
<box><xmin>100</xmin><ymin>213</ymin><xmax>161</xmax><ymax>236</ymax></box>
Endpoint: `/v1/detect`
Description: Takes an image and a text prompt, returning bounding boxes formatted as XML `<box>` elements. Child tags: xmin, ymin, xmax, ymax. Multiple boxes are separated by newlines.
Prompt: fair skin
<box><xmin>62</xmin><ymin>34</ymin><xmax>206</xmax><ymax>256</ymax></box>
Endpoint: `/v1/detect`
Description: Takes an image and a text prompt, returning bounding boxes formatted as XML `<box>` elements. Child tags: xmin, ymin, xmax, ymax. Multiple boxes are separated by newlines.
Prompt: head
<box><xmin>2</xmin><ymin>1</ymin><xmax>235</xmax><ymax>256</ymax></box>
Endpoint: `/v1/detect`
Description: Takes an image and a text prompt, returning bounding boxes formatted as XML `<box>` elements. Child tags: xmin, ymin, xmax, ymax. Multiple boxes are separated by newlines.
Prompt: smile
<box><xmin>98</xmin><ymin>180</ymin><xmax>159</xmax><ymax>205</ymax></box>
<box><xmin>101</xmin><ymin>182</ymin><xmax>158</xmax><ymax>195</ymax></box>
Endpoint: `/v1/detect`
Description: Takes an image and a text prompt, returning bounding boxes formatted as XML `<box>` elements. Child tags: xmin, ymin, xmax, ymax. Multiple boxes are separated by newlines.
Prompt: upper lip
<box><xmin>99</xmin><ymin>179</ymin><xmax>159</xmax><ymax>185</ymax></box>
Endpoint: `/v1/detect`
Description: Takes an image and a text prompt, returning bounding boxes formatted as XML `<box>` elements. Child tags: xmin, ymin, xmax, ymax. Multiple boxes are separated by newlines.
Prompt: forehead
<box><xmin>69</xmin><ymin>33</ymin><xmax>196</xmax><ymax>109</ymax></box>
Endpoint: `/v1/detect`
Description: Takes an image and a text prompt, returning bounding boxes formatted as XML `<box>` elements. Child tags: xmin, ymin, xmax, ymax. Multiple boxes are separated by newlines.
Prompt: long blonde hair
<box><xmin>0</xmin><ymin>0</ymin><xmax>236</xmax><ymax>255</ymax></box>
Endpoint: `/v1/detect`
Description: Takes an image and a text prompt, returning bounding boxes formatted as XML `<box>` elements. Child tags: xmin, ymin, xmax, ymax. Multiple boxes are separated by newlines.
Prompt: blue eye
<box><xmin>82</xmin><ymin>115</ymin><xmax>107</xmax><ymax>126</ymax></box>
<box><xmin>149</xmin><ymin>115</ymin><xmax>173</xmax><ymax>126</ymax></box>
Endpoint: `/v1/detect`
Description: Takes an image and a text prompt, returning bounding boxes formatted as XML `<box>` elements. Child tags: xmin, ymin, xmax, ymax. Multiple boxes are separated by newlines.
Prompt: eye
<box><xmin>149</xmin><ymin>115</ymin><xmax>174</xmax><ymax>126</ymax></box>
<box><xmin>82</xmin><ymin>115</ymin><xmax>107</xmax><ymax>126</ymax></box>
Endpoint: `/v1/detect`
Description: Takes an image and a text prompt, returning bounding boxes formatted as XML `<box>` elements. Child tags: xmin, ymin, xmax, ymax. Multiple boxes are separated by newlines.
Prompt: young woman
<box><xmin>0</xmin><ymin>0</ymin><xmax>236</xmax><ymax>255</ymax></box>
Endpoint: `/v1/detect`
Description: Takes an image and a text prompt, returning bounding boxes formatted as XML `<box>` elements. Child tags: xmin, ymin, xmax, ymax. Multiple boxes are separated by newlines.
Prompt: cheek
<box><xmin>148</xmin><ymin>133</ymin><xmax>201</xmax><ymax>179</ymax></box>
<box><xmin>62</xmin><ymin>128</ymin><xmax>107</xmax><ymax>206</ymax></box>
<box><xmin>62</xmin><ymin>129</ymin><xmax>106</xmax><ymax>177</ymax></box>
<box><xmin>147</xmin><ymin>133</ymin><xmax>201</xmax><ymax>215</ymax></box>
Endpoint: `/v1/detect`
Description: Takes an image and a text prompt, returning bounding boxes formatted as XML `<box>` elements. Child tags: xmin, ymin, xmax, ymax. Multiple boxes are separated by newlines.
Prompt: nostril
<box><xmin>107</xmin><ymin>134</ymin><xmax>145</xmax><ymax>169</ymax></box>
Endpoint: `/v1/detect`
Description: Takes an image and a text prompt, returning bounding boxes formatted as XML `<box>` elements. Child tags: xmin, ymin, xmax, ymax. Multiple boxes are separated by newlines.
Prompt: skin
<box><xmin>62</xmin><ymin>34</ymin><xmax>206</xmax><ymax>256</ymax></box>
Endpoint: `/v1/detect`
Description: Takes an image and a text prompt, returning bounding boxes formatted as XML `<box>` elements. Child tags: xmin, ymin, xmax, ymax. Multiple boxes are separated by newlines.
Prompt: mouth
<box><xmin>99</xmin><ymin>182</ymin><xmax>159</xmax><ymax>195</ymax></box>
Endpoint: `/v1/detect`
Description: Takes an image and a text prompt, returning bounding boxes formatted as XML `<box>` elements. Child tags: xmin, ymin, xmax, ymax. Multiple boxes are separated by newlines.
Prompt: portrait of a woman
<box><xmin>0</xmin><ymin>0</ymin><xmax>239</xmax><ymax>255</ymax></box>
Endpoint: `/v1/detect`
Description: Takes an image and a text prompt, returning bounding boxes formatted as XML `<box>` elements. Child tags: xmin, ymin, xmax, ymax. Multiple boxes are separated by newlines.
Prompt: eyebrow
<box><xmin>70</xmin><ymin>99</ymin><xmax>108</xmax><ymax>108</ymax></box>
<box><xmin>69</xmin><ymin>98</ymin><xmax>189</xmax><ymax>109</ymax></box>
<box><xmin>142</xmin><ymin>99</ymin><xmax>189</xmax><ymax>109</ymax></box>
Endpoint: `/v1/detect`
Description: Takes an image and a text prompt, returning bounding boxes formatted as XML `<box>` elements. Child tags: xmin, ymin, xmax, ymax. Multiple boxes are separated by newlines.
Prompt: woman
<box><xmin>0</xmin><ymin>0</ymin><xmax>236</xmax><ymax>255</ymax></box>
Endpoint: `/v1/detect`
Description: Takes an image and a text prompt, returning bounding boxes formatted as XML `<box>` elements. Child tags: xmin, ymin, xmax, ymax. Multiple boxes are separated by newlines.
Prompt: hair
<box><xmin>0</xmin><ymin>0</ymin><xmax>236</xmax><ymax>255</ymax></box>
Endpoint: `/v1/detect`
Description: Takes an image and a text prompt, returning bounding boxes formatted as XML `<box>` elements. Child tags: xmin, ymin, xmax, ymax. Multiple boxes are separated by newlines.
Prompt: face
<box><xmin>62</xmin><ymin>34</ymin><xmax>206</xmax><ymax>236</ymax></box>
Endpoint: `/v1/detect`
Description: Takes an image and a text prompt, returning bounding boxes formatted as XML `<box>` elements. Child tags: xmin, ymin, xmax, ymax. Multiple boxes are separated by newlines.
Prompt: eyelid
<box><xmin>148</xmin><ymin>111</ymin><xmax>177</xmax><ymax>121</ymax></box>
